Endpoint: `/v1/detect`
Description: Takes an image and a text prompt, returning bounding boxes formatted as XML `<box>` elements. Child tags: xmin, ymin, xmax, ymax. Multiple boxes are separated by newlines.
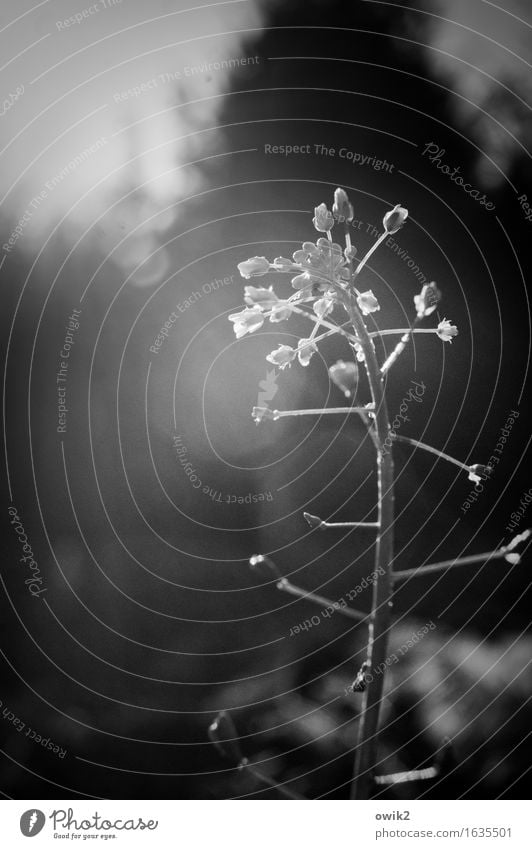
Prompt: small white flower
<box><xmin>344</xmin><ymin>244</ymin><xmax>357</xmax><ymax>262</ymax></box>
<box><xmin>313</xmin><ymin>203</ymin><xmax>334</xmax><ymax>232</ymax></box>
<box><xmin>266</xmin><ymin>344</ymin><xmax>297</xmax><ymax>369</ymax></box>
<box><xmin>313</xmin><ymin>297</ymin><xmax>334</xmax><ymax>319</ymax></box>
<box><xmin>297</xmin><ymin>338</ymin><xmax>318</xmax><ymax>366</ymax></box>
<box><xmin>244</xmin><ymin>286</ymin><xmax>279</xmax><ymax>309</ymax></box>
<box><xmin>228</xmin><ymin>306</ymin><xmax>264</xmax><ymax>338</ymax></box>
<box><xmin>291</xmin><ymin>271</ymin><xmax>313</xmax><ymax>290</ymax></box>
<box><xmin>269</xmin><ymin>300</ymin><xmax>293</xmax><ymax>322</ymax></box>
<box><xmin>237</xmin><ymin>256</ymin><xmax>270</xmax><ymax>279</ymax></box>
<box><xmin>357</xmin><ymin>290</ymin><xmax>380</xmax><ymax>316</ymax></box>
<box><xmin>383</xmin><ymin>204</ymin><xmax>408</xmax><ymax>234</ymax></box>
<box><xmin>437</xmin><ymin>319</ymin><xmax>458</xmax><ymax>342</ymax></box>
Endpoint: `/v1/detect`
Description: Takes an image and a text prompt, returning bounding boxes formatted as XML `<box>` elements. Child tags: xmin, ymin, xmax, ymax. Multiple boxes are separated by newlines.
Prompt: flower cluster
<box><xmin>229</xmin><ymin>188</ymin><xmax>458</xmax><ymax>385</ymax></box>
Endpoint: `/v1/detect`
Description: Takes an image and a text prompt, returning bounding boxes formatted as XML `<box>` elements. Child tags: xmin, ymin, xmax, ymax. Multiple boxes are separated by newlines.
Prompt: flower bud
<box><xmin>208</xmin><ymin>711</ymin><xmax>244</xmax><ymax>765</ymax></box>
<box><xmin>269</xmin><ymin>300</ymin><xmax>293</xmax><ymax>322</ymax></box>
<box><xmin>383</xmin><ymin>204</ymin><xmax>408</xmax><ymax>234</ymax></box>
<box><xmin>266</xmin><ymin>344</ymin><xmax>297</xmax><ymax>369</ymax></box>
<box><xmin>313</xmin><ymin>297</ymin><xmax>334</xmax><ymax>318</ymax></box>
<box><xmin>251</xmin><ymin>406</ymin><xmax>278</xmax><ymax>424</ymax></box>
<box><xmin>344</xmin><ymin>245</ymin><xmax>357</xmax><ymax>262</ymax></box>
<box><xmin>349</xmin><ymin>661</ymin><xmax>371</xmax><ymax>694</ymax></box>
<box><xmin>329</xmin><ymin>360</ymin><xmax>359</xmax><ymax>398</ymax></box>
<box><xmin>244</xmin><ymin>286</ymin><xmax>279</xmax><ymax>309</ymax></box>
<box><xmin>356</xmin><ymin>290</ymin><xmax>380</xmax><ymax>316</ymax></box>
<box><xmin>468</xmin><ymin>463</ymin><xmax>493</xmax><ymax>484</ymax></box>
<box><xmin>332</xmin><ymin>188</ymin><xmax>354</xmax><ymax>223</ymax></box>
<box><xmin>414</xmin><ymin>282</ymin><xmax>441</xmax><ymax>318</ymax></box>
<box><xmin>237</xmin><ymin>256</ymin><xmax>270</xmax><ymax>279</ymax></box>
<box><xmin>297</xmin><ymin>338</ymin><xmax>318</xmax><ymax>366</ymax></box>
<box><xmin>313</xmin><ymin>203</ymin><xmax>334</xmax><ymax>232</ymax></box>
<box><xmin>291</xmin><ymin>272</ymin><xmax>312</xmax><ymax>290</ymax></box>
<box><xmin>303</xmin><ymin>512</ymin><xmax>325</xmax><ymax>529</ymax></box>
<box><xmin>350</xmin><ymin>342</ymin><xmax>366</xmax><ymax>363</ymax></box>
<box><xmin>228</xmin><ymin>306</ymin><xmax>264</xmax><ymax>338</ymax></box>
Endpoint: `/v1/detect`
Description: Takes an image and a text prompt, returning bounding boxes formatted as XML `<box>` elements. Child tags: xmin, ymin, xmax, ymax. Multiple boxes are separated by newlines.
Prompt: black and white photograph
<box><xmin>1</xmin><ymin>0</ymin><xmax>531</xmax><ymax>843</ymax></box>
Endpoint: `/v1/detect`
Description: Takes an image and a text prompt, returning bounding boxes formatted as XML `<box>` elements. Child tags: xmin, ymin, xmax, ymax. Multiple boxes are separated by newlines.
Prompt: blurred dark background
<box><xmin>1</xmin><ymin>0</ymin><xmax>531</xmax><ymax>799</ymax></box>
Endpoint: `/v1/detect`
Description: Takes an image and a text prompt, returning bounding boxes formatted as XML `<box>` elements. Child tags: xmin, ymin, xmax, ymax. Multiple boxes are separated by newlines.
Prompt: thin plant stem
<box><xmin>297</xmin><ymin>320</ymin><xmax>353</xmax><ymax>352</ymax></box>
<box><xmin>319</xmin><ymin>521</ymin><xmax>380</xmax><ymax>529</ymax></box>
<box><xmin>250</xmin><ymin>554</ymin><xmax>367</xmax><ymax>622</ymax></box>
<box><xmin>369</xmin><ymin>328</ymin><xmax>441</xmax><ymax>338</ymax></box>
<box><xmin>354</xmin><ymin>231</ymin><xmax>389</xmax><ymax>276</ymax></box>
<box><xmin>340</xmin><ymin>289</ymin><xmax>395</xmax><ymax>800</ymax></box>
<box><xmin>265</xmin><ymin>406</ymin><xmax>373</xmax><ymax>418</ymax></box>
<box><xmin>374</xmin><ymin>765</ymin><xmax>438</xmax><ymax>786</ymax></box>
<box><xmin>393</xmin><ymin>434</ymin><xmax>472</xmax><ymax>476</ymax></box>
<box><xmin>393</xmin><ymin>546</ymin><xmax>514</xmax><ymax>583</ymax></box>
<box><xmin>277</xmin><ymin>578</ymin><xmax>367</xmax><ymax>623</ymax></box>
<box><xmin>380</xmin><ymin>315</ymin><xmax>422</xmax><ymax>375</ymax></box>
<box><xmin>241</xmin><ymin>761</ymin><xmax>303</xmax><ymax>799</ymax></box>
<box><xmin>274</xmin><ymin>303</ymin><xmax>360</xmax><ymax>345</ymax></box>
<box><xmin>304</xmin><ymin>512</ymin><xmax>380</xmax><ymax>530</ymax></box>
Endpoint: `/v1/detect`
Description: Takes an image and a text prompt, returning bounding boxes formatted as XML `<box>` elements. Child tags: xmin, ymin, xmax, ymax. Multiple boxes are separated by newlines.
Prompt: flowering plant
<box><xmin>210</xmin><ymin>188</ymin><xmax>529</xmax><ymax>799</ymax></box>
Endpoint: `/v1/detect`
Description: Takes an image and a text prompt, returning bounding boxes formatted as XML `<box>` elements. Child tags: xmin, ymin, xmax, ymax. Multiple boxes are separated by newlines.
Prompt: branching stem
<box><xmin>341</xmin><ymin>289</ymin><xmax>395</xmax><ymax>800</ymax></box>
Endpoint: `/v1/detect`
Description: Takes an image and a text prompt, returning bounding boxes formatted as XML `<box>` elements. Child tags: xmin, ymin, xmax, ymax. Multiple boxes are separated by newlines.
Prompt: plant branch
<box><xmin>393</xmin><ymin>434</ymin><xmax>475</xmax><ymax>476</ymax></box>
<box><xmin>277</xmin><ymin>578</ymin><xmax>367</xmax><ymax>622</ymax></box>
<box><xmin>370</xmin><ymin>328</ymin><xmax>441</xmax><ymax>338</ymax></box>
<box><xmin>354</xmin><ymin>231</ymin><xmax>389</xmax><ymax>276</ymax></box>
<box><xmin>393</xmin><ymin>541</ymin><xmax>526</xmax><ymax>583</ymax></box>
<box><xmin>374</xmin><ymin>765</ymin><xmax>438</xmax><ymax>786</ymax></box>
<box><xmin>278</xmin><ymin>303</ymin><xmax>360</xmax><ymax>345</ymax></box>
<box><xmin>249</xmin><ymin>555</ymin><xmax>367</xmax><ymax>622</ymax></box>
<box><xmin>341</xmin><ymin>290</ymin><xmax>395</xmax><ymax>800</ymax></box>
<box><xmin>303</xmin><ymin>512</ymin><xmax>380</xmax><ymax>530</ymax></box>
<box><xmin>241</xmin><ymin>760</ymin><xmax>303</xmax><ymax>800</ymax></box>
<box><xmin>380</xmin><ymin>316</ymin><xmax>422</xmax><ymax>375</ymax></box>
<box><xmin>253</xmin><ymin>405</ymin><xmax>373</xmax><ymax>421</ymax></box>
